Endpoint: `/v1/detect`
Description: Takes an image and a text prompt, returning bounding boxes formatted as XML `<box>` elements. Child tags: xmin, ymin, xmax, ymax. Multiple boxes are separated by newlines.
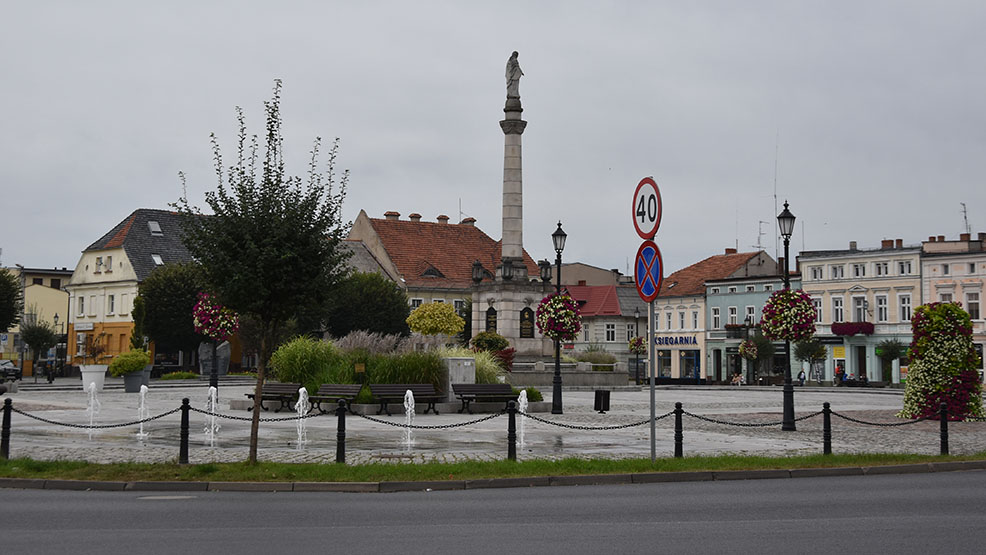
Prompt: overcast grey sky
<box><xmin>3</xmin><ymin>1</ymin><xmax>984</xmax><ymax>278</ymax></box>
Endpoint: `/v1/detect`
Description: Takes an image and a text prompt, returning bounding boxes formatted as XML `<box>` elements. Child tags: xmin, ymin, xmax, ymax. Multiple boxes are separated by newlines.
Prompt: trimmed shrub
<box><xmin>108</xmin><ymin>350</ymin><xmax>150</xmax><ymax>377</ymax></box>
<box><xmin>471</xmin><ymin>331</ymin><xmax>509</xmax><ymax>352</ymax></box>
<box><xmin>516</xmin><ymin>386</ymin><xmax>543</xmax><ymax>402</ymax></box>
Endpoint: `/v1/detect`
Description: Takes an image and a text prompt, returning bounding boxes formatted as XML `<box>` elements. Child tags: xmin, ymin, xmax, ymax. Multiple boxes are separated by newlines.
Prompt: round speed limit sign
<box><xmin>632</xmin><ymin>177</ymin><xmax>662</xmax><ymax>239</ymax></box>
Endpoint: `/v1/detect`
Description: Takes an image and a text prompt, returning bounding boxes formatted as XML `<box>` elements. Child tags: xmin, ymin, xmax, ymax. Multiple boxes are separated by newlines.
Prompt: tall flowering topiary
<box><xmin>193</xmin><ymin>292</ymin><xmax>240</xmax><ymax>342</ymax></box>
<box><xmin>760</xmin><ymin>288</ymin><xmax>817</xmax><ymax>342</ymax></box>
<box><xmin>535</xmin><ymin>293</ymin><xmax>582</xmax><ymax>341</ymax></box>
<box><xmin>899</xmin><ymin>302</ymin><xmax>983</xmax><ymax>420</ymax></box>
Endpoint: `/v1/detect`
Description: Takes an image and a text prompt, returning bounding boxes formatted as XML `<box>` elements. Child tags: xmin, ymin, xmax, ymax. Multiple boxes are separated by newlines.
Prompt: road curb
<box><xmin>1</xmin><ymin>460</ymin><xmax>983</xmax><ymax>493</ymax></box>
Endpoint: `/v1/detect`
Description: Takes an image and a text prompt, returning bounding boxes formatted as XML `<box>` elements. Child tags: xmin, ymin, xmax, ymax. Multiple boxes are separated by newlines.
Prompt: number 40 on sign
<box><xmin>632</xmin><ymin>177</ymin><xmax>662</xmax><ymax>240</ymax></box>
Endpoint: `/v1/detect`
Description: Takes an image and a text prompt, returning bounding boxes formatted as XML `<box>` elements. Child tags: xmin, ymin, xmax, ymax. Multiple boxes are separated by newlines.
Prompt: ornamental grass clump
<box><xmin>899</xmin><ymin>302</ymin><xmax>984</xmax><ymax>420</ymax></box>
<box><xmin>535</xmin><ymin>293</ymin><xmax>582</xmax><ymax>341</ymax></box>
<box><xmin>759</xmin><ymin>288</ymin><xmax>817</xmax><ymax>342</ymax></box>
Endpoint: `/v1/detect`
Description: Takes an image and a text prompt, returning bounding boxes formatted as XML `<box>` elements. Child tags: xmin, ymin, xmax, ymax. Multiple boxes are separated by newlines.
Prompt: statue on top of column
<box><xmin>505</xmin><ymin>51</ymin><xmax>523</xmax><ymax>98</ymax></box>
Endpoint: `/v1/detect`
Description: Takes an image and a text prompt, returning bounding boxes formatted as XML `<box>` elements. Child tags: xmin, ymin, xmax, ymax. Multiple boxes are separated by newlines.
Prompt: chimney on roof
<box><xmin>849</xmin><ymin>241</ymin><xmax>857</xmax><ymax>250</ymax></box>
<box><xmin>938</xmin><ymin>235</ymin><xmax>945</xmax><ymax>242</ymax></box>
<box><xmin>928</xmin><ymin>236</ymin><xmax>937</xmax><ymax>242</ymax></box>
<box><xmin>384</xmin><ymin>211</ymin><xmax>400</xmax><ymax>221</ymax></box>
<box><xmin>960</xmin><ymin>232</ymin><xmax>971</xmax><ymax>241</ymax></box>
<box><xmin>578</xmin><ymin>280</ymin><xmax>587</xmax><ymax>286</ymax></box>
<box><xmin>724</xmin><ymin>248</ymin><xmax>737</xmax><ymax>255</ymax></box>
<box><xmin>896</xmin><ymin>239</ymin><xmax>903</xmax><ymax>248</ymax></box>
<box><xmin>881</xmin><ymin>239</ymin><xmax>893</xmax><ymax>249</ymax></box>
<box><xmin>979</xmin><ymin>233</ymin><xmax>986</xmax><ymax>241</ymax></box>
<box><xmin>460</xmin><ymin>217</ymin><xmax>476</xmax><ymax>226</ymax></box>
<box><xmin>409</xmin><ymin>213</ymin><xmax>421</xmax><ymax>222</ymax></box>
<box><xmin>437</xmin><ymin>214</ymin><xmax>449</xmax><ymax>224</ymax></box>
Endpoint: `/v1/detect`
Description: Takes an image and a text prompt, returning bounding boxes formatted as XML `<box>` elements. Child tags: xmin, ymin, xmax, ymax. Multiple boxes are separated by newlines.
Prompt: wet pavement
<box><xmin>3</xmin><ymin>378</ymin><xmax>984</xmax><ymax>464</ymax></box>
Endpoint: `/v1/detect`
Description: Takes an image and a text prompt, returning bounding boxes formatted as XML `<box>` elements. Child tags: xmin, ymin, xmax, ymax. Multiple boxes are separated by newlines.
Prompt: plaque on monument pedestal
<box><xmin>519</xmin><ymin>307</ymin><xmax>535</xmax><ymax>338</ymax></box>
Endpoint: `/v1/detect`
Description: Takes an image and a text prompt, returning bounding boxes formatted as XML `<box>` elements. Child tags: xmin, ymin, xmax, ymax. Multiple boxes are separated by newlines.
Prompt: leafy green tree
<box><xmin>0</xmin><ymin>268</ymin><xmax>23</xmax><ymax>331</ymax></box>
<box><xmin>750</xmin><ymin>332</ymin><xmax>776</xmax><ymax>376</ymax></box>
<box><xmin>20</xmin><ymin>317</ymin><xmax>57</xmax><ymax>378</ymax></box>
<box><xmin>138</xmin><ymin>262</ymin><xmax>205</xmax><ymax>370</ymax></box>
<box><xmin>130</xmin><ymin>295</ymin><xmax>147</xmax><ymax>350</ymax></box>
<box><xmin>794</xmin><ymin>338</ymin><xmax>826</xmax><ymax>364</ymax></box>
<box><xmin>406</xmin><ymin>302</ymin><xmax>465</xmax><ymax>336</ymax></box>
<box><xmin>324</xmin><ymin>272</ymin><xmax>410</xmax><ymax>338</ymax></box>
<box><xmin>175</xmin><ymin>80</ymin><xmax>351</xmax><ymax>462</ymax></box>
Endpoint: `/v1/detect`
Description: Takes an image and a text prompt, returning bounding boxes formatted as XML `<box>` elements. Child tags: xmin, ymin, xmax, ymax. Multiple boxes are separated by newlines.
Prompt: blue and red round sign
<box><xmin>634</xmin><ymin>240</ymin><xmax>663</xmax><ymax>303</ymax></box>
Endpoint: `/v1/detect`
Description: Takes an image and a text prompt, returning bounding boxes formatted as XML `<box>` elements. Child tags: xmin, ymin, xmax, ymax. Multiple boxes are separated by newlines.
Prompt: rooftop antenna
<box><xmin>735</xmin><ymin>208</ymin><xmax>739</xmax><ymax>251</ymax></box>
<box><xmin>754</xmin><ymin>221</ymin><xmax>769</xmax><ymax>251</ymax></box>
<box><xmin>458</xmin><ymin>198</ymin><xmax>473</xmax><ymax>223</ymax></box>
<box><xmin>772</xmin><ymin>129</ymin><xmax>780</xmax><ymax>261</ymax></box>
<box><xmin>961</xmin><ymin>202</ymin><xmax>971</xmax><ymax>234</ymax></box>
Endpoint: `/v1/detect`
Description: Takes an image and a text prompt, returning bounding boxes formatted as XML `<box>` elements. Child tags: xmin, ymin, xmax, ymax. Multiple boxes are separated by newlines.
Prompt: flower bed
<box><xmin>831</xmin><ymin>321</ymin><xmax>875</xmax><ymax>336</ymax></box>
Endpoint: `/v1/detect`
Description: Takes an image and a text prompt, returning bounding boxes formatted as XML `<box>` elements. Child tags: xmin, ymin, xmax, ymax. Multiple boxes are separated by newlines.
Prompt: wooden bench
<box><xmin>369</xmin><ymin>384</ymin><xmax>443</xmax><ymax>415</ymax></box>
<box><xmin>309</xmin><ymin>384</ymin><xmax>363</xmax><ymax>414</ymax></box>
<box><xmin>452</xmin><ymin>383</ymin><xmax>518</xmax><ymax>414</ymax></box>
<box><xmin>245</xmin><ymin>382</ymin><xmax>302</xmax><ymax>412</ymax></box>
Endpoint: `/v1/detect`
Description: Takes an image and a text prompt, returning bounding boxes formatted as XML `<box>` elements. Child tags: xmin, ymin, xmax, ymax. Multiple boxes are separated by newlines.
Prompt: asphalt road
<box><xmin>2</xmin><ymin>470</ymin><xmax>984</xmax><ymax>554</ymax></box>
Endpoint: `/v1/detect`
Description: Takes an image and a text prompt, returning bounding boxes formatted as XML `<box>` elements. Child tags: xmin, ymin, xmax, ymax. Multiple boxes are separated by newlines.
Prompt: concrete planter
<box><xmin>79</xmin><ymin>364</ymin><xmax>107</xmax><ymax>392</ymax></box>
<box><xmin>123</xmin><ymin>371</ymin><xmax>144</xmax><ymax>393</ymax></box>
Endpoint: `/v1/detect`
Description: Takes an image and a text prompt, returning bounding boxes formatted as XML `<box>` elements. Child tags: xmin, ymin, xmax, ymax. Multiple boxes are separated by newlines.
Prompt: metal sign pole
<box><xmin>649</xmin><ymin>299</ymin><xmax>656</xmax><ymax>462</ymax></box>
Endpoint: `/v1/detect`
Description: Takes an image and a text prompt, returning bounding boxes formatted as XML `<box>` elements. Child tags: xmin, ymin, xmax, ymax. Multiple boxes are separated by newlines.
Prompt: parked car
<box><xmin>1</xmin><ymin>360</ymin><xmax>22</xmax><ymax>381</ymax></box>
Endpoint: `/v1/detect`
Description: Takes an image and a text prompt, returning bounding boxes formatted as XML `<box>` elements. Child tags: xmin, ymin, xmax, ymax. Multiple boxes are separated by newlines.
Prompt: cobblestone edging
<box><xmin>2</xmin><ymin>460</ymin><xmax>985</xmax><ymax>493</ymax></box>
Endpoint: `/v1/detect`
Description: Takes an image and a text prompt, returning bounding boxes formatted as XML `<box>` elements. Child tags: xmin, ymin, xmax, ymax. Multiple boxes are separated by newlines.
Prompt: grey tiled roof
<box><xmin>85</xmin><ymin>209</ymin><xmax>194</xmax><ymax>282</ymax></box>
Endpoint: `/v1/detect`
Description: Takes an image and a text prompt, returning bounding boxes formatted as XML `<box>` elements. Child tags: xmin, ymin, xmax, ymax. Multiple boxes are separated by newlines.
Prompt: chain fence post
<box><xmin>179</xmin><ymin>398</ymin><xmax>190</xmax><ymax>465</ymax></box>
<box><xmin>1</xmin><ymin>398</ymin><xmax>11</xmax><ymax>460</ymax></box>
<box><xmin>674</xmin><ymin>402</ymin><xmax>683</xmax><ymax>458</ymax></box>
<box><xmin>507</xmin><ymin>400</ymin><xmax>517</xmax><ymax>461</ymax></box>
<box><xmin>336</xmin><ymin>399</ymin><xmax>347</xmax><ymax>464</ymax></box>
<box><xmin>822</xmin><ymin>402</ymin><xmax>832</xmax><ymax>455</ymax></box>
<box><xmin>940</xmin><ymin>402</ymin><xmax>949</xmax><ymax>456</ymax></box>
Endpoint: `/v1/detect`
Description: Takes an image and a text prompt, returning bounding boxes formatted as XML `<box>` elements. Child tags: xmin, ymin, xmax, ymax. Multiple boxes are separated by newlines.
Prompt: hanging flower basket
<box><xmin>193</xmin><ymin>292</ymin><xmax>240</xmax><ymax>342</ymax></box>
<box><xmin>738</xmin><ymin>339</ymin><xmax>758</xmax><ymax>360</ymax></box>
<box><xmin>759</xmin><ymin>288</ymin><xmax>817</xmax><ymax>342</ymax></box>
<box><xmin>628</xmin><ymin>336</ymin><xmax>647</xmax><ymax>356</ymax></box>
<box><xmin>535</xmin><ymin>292</ymin><xmax>582</xmax><ymax>342</ymax></box>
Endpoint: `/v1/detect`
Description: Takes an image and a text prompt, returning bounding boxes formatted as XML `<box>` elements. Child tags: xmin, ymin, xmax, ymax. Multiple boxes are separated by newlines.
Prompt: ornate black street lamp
<box><xmin>778</xmin><ymin>201</ymin><xmax>797</xmax><ymax>431</ymax></box>
<box><xmin>538</xmin><ymin>259</ymin><xmax>552</xmax><ymax>283</ymax></box>
<box><xmin>551</xmin><ymin>222</ymin><xmax>567</xmax><ymax>415</ymax></box>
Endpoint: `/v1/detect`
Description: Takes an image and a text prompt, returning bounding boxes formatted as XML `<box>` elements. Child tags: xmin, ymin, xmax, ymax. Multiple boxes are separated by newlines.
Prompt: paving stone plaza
<box><xmin>3</xmin><ymin>380</ymin><xmax>985</xmax><ymax>465</ymax></box>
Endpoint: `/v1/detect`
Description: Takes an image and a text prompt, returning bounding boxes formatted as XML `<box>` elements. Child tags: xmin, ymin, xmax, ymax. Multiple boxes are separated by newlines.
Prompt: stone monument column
<box><xmin>500</xmin><ymin>51</ymin><xmax>526</xmax><ymax>266</ymax></box>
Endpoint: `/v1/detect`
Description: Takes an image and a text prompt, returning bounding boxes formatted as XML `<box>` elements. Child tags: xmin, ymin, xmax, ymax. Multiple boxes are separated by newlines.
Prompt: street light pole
<box><xmin>778</xmin><ymin>201</ymin><xmax>797</xmax><ymax>432</ymax></box>
<box><xmin>551</xmin><ymin>222</ymin><xmax>567</xmax><ymax>415</ymax></box>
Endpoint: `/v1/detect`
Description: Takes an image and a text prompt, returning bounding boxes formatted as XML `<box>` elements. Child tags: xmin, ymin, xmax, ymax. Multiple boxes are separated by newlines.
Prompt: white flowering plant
<box><xmin>759</xmin><ymin>288</ymin><xmax>817</xmax><ymax>342</ymax></box>
<box><xmin>535</xmin><ymin>293</ymin><xmax>582</xmax><ymax>342</ymax></box>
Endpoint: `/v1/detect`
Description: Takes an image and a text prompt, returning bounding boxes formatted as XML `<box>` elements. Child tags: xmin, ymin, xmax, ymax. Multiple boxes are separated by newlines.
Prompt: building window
<box><xmin>712</xmin><ymin>307</ymin><xmax>721</xmax><ymax>329</ymax></box>
<box><xmin>812</xmin><ymin>297</ymin><xmax>823</xmax><ymax>322</ymax></box>
<box><xmin>810</xmin><ymin>266</ymin><xmax>823</xmax><ymax>280</ymax></box>
<box><xmin>88</xmin><ymin>295</ymin><xmax>96</xmax><ymax>316</ymax></box>
<box><xmin>831</xmin><ymin>265</ymin><xmax>845</xmax><ymax>279</ymax></box>
<box><xmin>605</xmin><ymin>324</ymin><xmax>616</xmax><ymax>342</ymax></box>
<box><xmin>832</xmin><ymin>297</ymin><xmax>844</xmax><ymax>322</ymax></box>
<box><xmin>898</xmin><ymin>260</ymin><xmax>912</xmax><ymax>275</ymax></box>
<box><xmin>626</xmin><ymin>324</ymin><xmax>635</xmax><ymax>342</ymax></box>
<box><xmin>583</xmin><ymin>325</ymin><xmax>590</xmax><ymax>342</ymax></box>
<box><xmin>51</xmin><ymin>278</ymin><xmax>61</xmax><ymax>290</ymax></box>
<box><xmin>409</xmin><ymin>298</ymin><xmax>423</xmax><ymax>309</ymax></box>
<box><xmin>711</xmin><ymin>287</ymin><xmax>720</xmax><ymax>294</ymax></box>
<box><xmin>95</xmin><ymin>257</ymin><xmax>103</xmax><ymax>273</ymax></box>
<box><xmin>853</xmin><ymin>264</ymin><xmax>866</xmax><ymax>278</ymax></box>
<box><xmin>876</xmin><ymin>295</ymin><xmax>888</xmax><ymax>322</ymax></box>
<box><xmin>853</xmin><ymin>297</ymin><xmax>867</xmax><ymax>322</ymax></box>
<box><xmin>453</xmin><ymin>299</ymin><xmax>466</xmax><ymax>316</ymax></box>
<box><xmin>875</xmin><ymin>262</ymin><xmax>888</xmax><ymax>276</ymax></box>
<box><xmin>31</xmin><ymin>277</ymin><xmax>43</xmax><ymax>285</ymax></box>
<box><xmin>432</xmin><ymin>299</ymin><xmax>445</xmax><ymax>303</ymax></box>
<box><xmin>692</xmin><ymin>311</ymin><xmax>699</xmax><ymax>329</ymax></box>
<box><xmin>967</xmin><ymin>292</ymin><xmax>980</xmax><ymax>320</ymax></box>
<box><xmin>745</xmin><ymin>306</ymin><xmax>756</xmax><ymax>324</ymax></box>
<box><xmin>763</xmin><ymin>284</ymin><xmax>773</xmax><ymax>292</ymax></box>
<box><xmin>899</xmin><ymin>294</ymin><xmax>912</xmax><ymax>322</ymax></box>
<box><xmin>76</xmin><ymin>333</ymin><xmax>86</xmax><ymax>357</ymax></box>
<box><xmin>746</xmin><ymin>285</ymin><xmax>755</xmax><ymax>292</ymax></box>
<box><xmin>728</xmin><ymin>306</ymin><xmax>738</xmax><ymax>325</ymax></box>
<box><xmin>107</xmin><ymin>295</ymin><xmax>115</xmax><ymax>315</ymax></box>
<box><xmin>940</xmin><ymin>292</ymin><xmax>953</xmax><ymax>303</ymax></box>
<box><xmin>148</xmin><ymin>220</ymin><xmax>163</xmax><ymax>236</ymax></box>
<box><xmin>77</xmin><ymin>296</ymin><xmax>85</xmax><ymax>317</ymax></box>
<box><xmin>105</xmin><ymin>255</ymin><xmax>113</xmax><ymax>272</ymax></box>
<box><xmin>151</xmin><ymin>254</ymin><xmax>164</xmax><ymax>266</ymax></box>
<box><xmin>678</xmin><ymin>312</ymin><xmax>685</xmax><ymax>330</ymax></box>
<box><xmin>970</xmin><ymin>263</ymin><xmax>976</xmax><ymax>275</ymax></box>
<box><xmin>727</xmin><ymin>286</ymin><xmax>737</xmax><ymax>294</ymax></box>
<box><xmin>121</xmin><ymin>293</ymin><xmax>129</xmax><ymax>316</ymax></box>
<box><xmin>942</xmin><ymin>264</ymin><xmax>950</xmax><ymax>275</ymax></box>
<box><xmin>666</xmin><ymin>312</ymin><xmax>673</xmax><ymax>330</ymax></box>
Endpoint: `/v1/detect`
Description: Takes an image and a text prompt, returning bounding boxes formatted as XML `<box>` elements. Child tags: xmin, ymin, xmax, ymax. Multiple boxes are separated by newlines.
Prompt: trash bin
<box><xmin>594</xmin><ymin>390</ymin><xmax>610</xmax><ymax>414</ymax></box>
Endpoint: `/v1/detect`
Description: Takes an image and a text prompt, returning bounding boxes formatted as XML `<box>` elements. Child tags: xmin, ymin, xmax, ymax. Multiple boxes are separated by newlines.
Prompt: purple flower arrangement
<box><xmin>759</xmin><ymin>288</ymin><xmax>817</xmax><ymax>342</ymax></box>
<box><xmin>535</xmin><ymin>293</ymin><xmax>582</xmax><ymax>342</ymax></box>
<box><xmin>738</xmin><ymin>339</ymin><xmax>758</xmax><ymax>360</ymax></box>
<box><xmin>193</xmin><ymin>292</ymin><xmax>240</xmax><ymax>342</ymax></box>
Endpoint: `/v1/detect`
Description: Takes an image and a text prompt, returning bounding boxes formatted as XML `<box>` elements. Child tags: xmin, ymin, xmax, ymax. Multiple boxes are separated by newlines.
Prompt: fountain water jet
<box><xmin>136</xmin><ymin>385</ymin><xmax>150</xmax><ymax>441</ymax></box>
<box><xmin>518</xmin><ymin>389</ymin><xmax>528</xmax><ymax>448</ymax></box>
<box><xmin>403</xmin><ymin>389</ymin><xmax>415</xmax><ymax>451</ymax></box>
<box><xmin>294</xmin><ymin>387</ymin><xmax>310</xmax><ymax>449</ymax></box>
<box><xmin>85</xmin><ymin>382</ymin><xmax>100</xmax><ymax>440</ymax></box>
<box><xmin>203</xmin><ymin>386</ymin><xmax>220</xmax><ymax>447</ymax></box>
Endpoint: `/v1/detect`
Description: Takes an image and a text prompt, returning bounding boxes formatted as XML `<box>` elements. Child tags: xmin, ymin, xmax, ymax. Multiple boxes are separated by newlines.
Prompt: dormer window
<box><xmin>148</xmin><ymin>221</ymin><xmax>163</xmax><ymax>236</ymax></box>
<box><xmin>151</xmin><ymin>254</ymin><xmax>164</xmax><ymax>265</ymax></box>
